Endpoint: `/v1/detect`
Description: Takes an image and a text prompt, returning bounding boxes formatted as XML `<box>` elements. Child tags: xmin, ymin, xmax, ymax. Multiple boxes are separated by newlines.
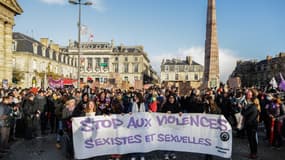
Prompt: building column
<box><xmin>4</xmin><ymin>22</ymin><xmax>13</xmax><ymax>84</ymax></box>
<box><xmin>0</xmin><ymin>19</ymin><xmax>5</xmax><ymax>83</ymax></box>
<box><xmin>92</xmin><ymin>58</ymin><xmax>96</xmax><ymax>72</ymax></box>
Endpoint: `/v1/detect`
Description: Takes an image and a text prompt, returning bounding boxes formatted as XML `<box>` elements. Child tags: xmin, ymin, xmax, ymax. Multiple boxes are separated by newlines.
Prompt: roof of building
<box><xmin>162</xmin><ymin>58</ymin><xmax>202</xmax><ymax>66</ymax></box>
<box><xmin>13</xmin><ymin>32</ymin><xmax>43</xmax><ymax>53</ymax></box>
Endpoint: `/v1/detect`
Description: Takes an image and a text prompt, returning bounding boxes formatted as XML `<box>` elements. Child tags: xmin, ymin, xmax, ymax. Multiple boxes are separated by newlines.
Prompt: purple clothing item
<box><xmin>279</xmin><ymin>80</ymin><xmax>285</xmax><ymax>91</ymax></box>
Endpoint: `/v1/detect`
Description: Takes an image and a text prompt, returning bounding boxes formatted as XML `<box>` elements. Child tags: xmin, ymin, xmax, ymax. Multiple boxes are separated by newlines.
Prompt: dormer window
<box><xmin>56</xmin><ymin>53</ymin><xmax>59</xmax><ymax>61</ymax></box>
<box><xmin>42</xmin><ymin>47</ymin><xmax>46</xmax><ymax>57</ymax></box>
<box><xmin>164</xmin><ymin>65</ymin><xmax>169</xmax><ymax>72</ymax></box>
<box><xmin>61</xmin><ymin>54</ymin><xmax>64</xmax><ymax>63</ymax></box>
<box><xmin>184</xmin><ymin>66</ymin><xmax>188</xmax><ymax>72</ymax></box>
<box><xmin>33</xmin><ymin>43</ymin><xmax>38</xmax><ymax>54</ymax></box>
<box><xmin>49</xmin><ymin>49</ymin><xmax>53</xmax><ymax>59</ymax></box>
<box><xmin>12</xmin><ymin>40</ymin><xmax>17</xmax><ymax>51</ymax></box>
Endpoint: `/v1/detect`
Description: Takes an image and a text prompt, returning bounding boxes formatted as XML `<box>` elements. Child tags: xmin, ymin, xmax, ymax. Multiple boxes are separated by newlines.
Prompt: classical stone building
<box><xmin>0</xmin><ymin>0</ymin><xmax>22</xmax><ymax>87</ymax></box>
<box><xmin>203</xmin><ymin>0</ymin><xmax>220</xmax><ymax>88</ymax></box>
<box><xmin>160</xmin><ymin>56</ymin><xmax>204</xmax><ymax>89</ymax></box>
<box><xmin>64</xmin><ymin>41</ymin><xmax>158</xmax><ymax>89</ymax></box>
<box><xmin>12</xmin><ymin>32</ymin><xmax>78</xmax><ymax>88</ymax></box>
<box><xmin>230</xmin><ymin>52</ymin><xmax>285</xmax><ymax>88</ymax></box>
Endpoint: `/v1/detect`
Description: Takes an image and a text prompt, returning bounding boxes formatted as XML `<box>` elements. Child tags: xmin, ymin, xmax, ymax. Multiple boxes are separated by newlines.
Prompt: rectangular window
<box><xmin>103</xmin><ymin>58</ymin><xmax>109</xmax><ymax>71</ymax></box>
<box><xmin>125</xmin><ymin>57</ymin><xmax>128</xmax><ymax>62</ymax></box>
<box><xmin>95</xmin><ymin>58</ymin><xmax>100</xmax><ymax>67</ymax></box>
<box><xmin>175</xmin><ymin>66</ymin><xmax>179</xmax><ymax>72</ymax></box>
<box><xmin>134</xmin><ymin>63</ymin><xmax>139</xmax><ymax>73</ymax></box>
<box><xmin>166</xmin><ymin>74</ymin><xmax>169</xmax><ymax>80</ymax></box>
<box><xmin>113</xmin><ymin>63</ymin><xmax>119</xmax><ymax>73</ymax></box>
<box><xmin>87</xmin><ymin>58</ymin><xmax>92</xmax><ymax>72</ymax></box>
<box><xmin>134</xmin><ymin>57</ymin><xmax>138</xmax><ymax>61</ymax></box>
<box><xmin>185</xmin><ymin>74</ymin><xmax>189</xmax><ymax>80</ymax></box>
<box><xmin>165</xmin><ymin>65</ymin><xmax>169</xmax><ymax>72</ymax></box>
<box><xmin>195</xmin><ymin>74</ymin><xmax>199</xmax><ymax>80</ymax></box>
<box><xmin>115</xmin><ymin>57</ymin><xmax>118</xmax><ymax>61</ymax></box>
<box><xmin>124</xmin><ymin>63</ymin><xmax>129</xmax><ymax>73</ymax></box>
<box><xmin>95</xmin><ymin>58</ymin><xmax>100</xmax><ymax>71</ymax></box>
<box><xmin>175</xmin><ymin>74</ymin><xmax>179</xmax><ymax>80</ymax></box>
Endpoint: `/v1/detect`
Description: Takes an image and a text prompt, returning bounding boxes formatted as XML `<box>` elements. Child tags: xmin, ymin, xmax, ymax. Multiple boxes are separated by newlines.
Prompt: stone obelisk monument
<box><xmin>203</xmin><ymin>0</ymin><xmax>220</xmax><ymax>89</ymax></box>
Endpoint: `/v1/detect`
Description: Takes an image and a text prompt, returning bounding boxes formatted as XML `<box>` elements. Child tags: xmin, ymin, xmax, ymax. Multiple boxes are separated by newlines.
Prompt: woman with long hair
<box><xmin>96</xmin><ymin>91</ymin><xmax>112</xmax><ymax>115</ymax></box>
<box><xmin>84</xmin><ymin>100</ymin><xmax>96</xmax><ymax>116</ymax></box>
<box><xmin>161</xmin><ymin>94</ymin><xmax>181</xmax><ymax>160</ymax></box>
<box><xmin>130</xmin><ymin>92</ymin><xmax>146</xmax><ymax>160</ymax></box>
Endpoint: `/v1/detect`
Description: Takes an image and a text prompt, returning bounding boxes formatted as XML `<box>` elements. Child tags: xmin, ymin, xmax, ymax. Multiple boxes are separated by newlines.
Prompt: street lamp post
<box><xmin>69</xmin><ymin>0</ymin><xmax>92</xmax><ymax>89</ymax></box>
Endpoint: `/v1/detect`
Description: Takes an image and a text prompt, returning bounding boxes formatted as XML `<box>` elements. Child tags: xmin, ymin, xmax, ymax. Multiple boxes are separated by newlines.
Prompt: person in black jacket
<box><xmin>161</xmin><ymin>94</ymin><xmax>181</xmax><ymax>160</ymax></box>
<box><xmin>72</xmin><ymin>93</ymin><xmax>89</xmax><ymax>117</ymax></box>
<box><xmin>242</xmin><ymin>89</ymin><xmax>259</xmax><ymax>159</ymax></box>
<box><xmin>22</xmin><ymin>93</ymin><xmax>37</xmax><ymax>139</ymax></box>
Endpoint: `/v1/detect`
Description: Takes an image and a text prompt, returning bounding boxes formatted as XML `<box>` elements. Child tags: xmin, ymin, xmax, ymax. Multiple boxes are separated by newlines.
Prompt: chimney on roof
<box><xmin>50</xmin><ymin>43</ymin><xmax>59</xmax><ymax>52</ymax></box>
<box><xmin>266</xmin><ymin>55</ymin><xmax>272</xmax><ymax>61</ymax></box>
<box><xmin>186</xmin><ymin>56</ymin><xmax>192</xmax><ymax>65</ymax></box>
<box><xmin>40</xmin><ymin>38</ymin><xmax>49</xmax><ymax>47</ymax></box>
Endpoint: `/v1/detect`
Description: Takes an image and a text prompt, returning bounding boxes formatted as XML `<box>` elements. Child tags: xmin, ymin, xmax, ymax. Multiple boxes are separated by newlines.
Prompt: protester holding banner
<box><xmin>110</xmin><ymin>95</ymin><xmax>125</xmax><ymax>160</ymax></box>
<box><xmin>131</xmin><ymin>92</ymin><xmax>146</xmax><ymax>113</ymax></box>
<box><xmin>242</xmin><ymin>89</ymin><xmax>259</xmax><ymax>159</ymax></box>
<box><xmin>130</xmin><ymin>92</ymin><xmax>146</xmax><ymax>160</ymax></box>
<box><xmin>84</xmin><ymin>101</ymin><xmax>96</xmax><ymax>117</ymax></box>
<box><xmin>72</xmin><ymin>93</ymin><xmax>89</xmax><ymax>117</ymax></box>
<box><xmin>96</xmin><ymin>91</ymin><xmax>112</xmax><ymax>115</ymax></box>
<box><xmin>62</xmin><ymin>97</ymin><xmax>76</xmax><ymax>159</ymax></box>
<box><xmin>203</xmin><ymin>95</ymin><xmax>222</xmax><ymax>160</ymax></box>
<box><xmin>111</xmin><ymin>94</ymin><xmax>124</xmax><ymax>115</ymax></box>
<box><xmin>161</xmin><ymin>94</ymin><xmax>181</xmax><ymax>160</ymax></box>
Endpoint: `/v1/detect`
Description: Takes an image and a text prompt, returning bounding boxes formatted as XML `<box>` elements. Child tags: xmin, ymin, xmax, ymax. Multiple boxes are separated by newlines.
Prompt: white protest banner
<box><xmin>72</xmin><ymin>113</ymin><xmax>232</xmax><ymax>159</ymax></box>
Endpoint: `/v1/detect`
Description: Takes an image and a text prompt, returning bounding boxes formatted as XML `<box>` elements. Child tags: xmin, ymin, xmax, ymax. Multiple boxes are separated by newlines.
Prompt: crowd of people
<box><xmin>0</xmin><ymin>85</ymin><xmax>285</xmax><ymax>160</ymax></box>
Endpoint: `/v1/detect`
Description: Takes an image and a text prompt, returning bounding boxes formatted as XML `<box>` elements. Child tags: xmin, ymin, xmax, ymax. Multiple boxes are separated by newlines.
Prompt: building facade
<box><xmin>12</xmin><ymin>32</ymin><xmax>78</xmax><ymax>88</ymax></box>
<box><xmin>160</xmin><ymin>56</ymin><xmax>204</xmax><ymax>89</ymax></box>
<box><xmin>64</xmin><ymin>41</ymin><xmax>158</xmax><ymax>89</ymax></box>
<box><xmin>230</xmin><ymin>52</ymin><xmax>285</xmax><ymax>88</ymax></box>
<box><xmin>0</xmin><ymin>0</ymin><xmax>22</xmax><ymax>87</ymax></box>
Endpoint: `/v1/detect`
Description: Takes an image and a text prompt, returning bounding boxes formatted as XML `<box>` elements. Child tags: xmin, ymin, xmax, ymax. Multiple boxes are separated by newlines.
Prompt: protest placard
<box><xmin>72</xmin><ymin>113</ymin><xmax>232</xmax><ymax>159</ymax></box>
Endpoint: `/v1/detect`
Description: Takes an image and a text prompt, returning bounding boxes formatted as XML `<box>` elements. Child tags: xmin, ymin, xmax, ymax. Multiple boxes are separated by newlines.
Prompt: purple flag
<box><xmin>279</xmin><ymin>73</ymin><xmax>285</xmax><ymax>91</ymax></box>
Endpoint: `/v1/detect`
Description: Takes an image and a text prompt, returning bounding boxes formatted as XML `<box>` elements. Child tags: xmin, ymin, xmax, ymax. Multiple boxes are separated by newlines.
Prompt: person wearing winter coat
<box><xmin>0</xmin><ymin>96</ymin><xmax>12</xmax><ymax>153</ymax></box>
<box><xmin>265</xmin><ymin>96</ymin><xmax>285</xmax><ymax>149</ymax></box>
<box><xmin>22</xmin><ymin>93</ymin><xmax>37</xmax><ymax>139</ymax></box>
<box><xmin>72</xmin><ymin>93</ymin><xmax>89</xmax><ymax>117</ymax></box>
<box><xmin>34</xmin><ymin>90</ymin><xmax>47</xmax><ymax>135</ymax></box>
<box><xmin>242</xmin><ymin>89</ymin><xmax>259</xmax><ymax>159</ymax></box>
<box><xmin>161</xmin><ymin>94</ymin><xmax>182</xmax><ymax>160</ymax></box>
<box><xmin>130</xmin><ymin>92</ymin><xmax>146</xmax><ymax>160</ymax></box>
